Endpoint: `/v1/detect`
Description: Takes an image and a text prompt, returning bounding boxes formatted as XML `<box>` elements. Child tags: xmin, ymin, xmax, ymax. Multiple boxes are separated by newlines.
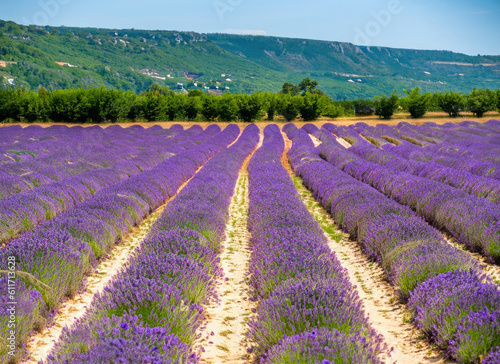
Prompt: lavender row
<box><xmin>44</xmin><ymin>124</ymin><xmax>259</xmax><ymax>363</ymax></box>
<box><xmin>406</xmin><ymin>121</ymin><xmax>500</xmax><ymax>156</ymax></box>
<box><xmin>247</xmin><ymin>125</ymin><xmax>383</xmax><ymax>363</ymax></box>
<box><xmin>0</xmin><ymin>124</ymin><xmax>236</xmax><ymax>364</ymax></box>
<box><xmin>0</xmin><ymin>125</ymin><xmax>181</xmax><ymax>199</ymax></box>
<box><xmin>316</xmin><ymin>127</ymin><xmax>500</xmax><ymax>262</ymax></box>
<box><xmin>285</xmin><ymin>125</ymin><xmax>500</xmax><ymax>363</ymax></box>
<box><xmin>0</xmin><ymin>125</ymin><xmax>78</xmax><ymax>164</ymax></box>
<box><xmin>356</xmin><ymin>122</ymin><xmax>500</xmax><ymax>180</ymax></box>
<box><xmin>336</xmin><ymin>121</ymin><xmax>500</xmax><ymax>177</ymax></box>
<box><xmin>0</xmin><ymin>126</ymin><xmax>205</xmax><ymax>244</ymax></box>
<box><xmin>370</xmin><ymin>121</ymin><xmax>500</xmax><ymax>156</ymax></box>
<box><xmin>391</xmin><ymin>122</ymin><xmax>500</xmax><ymax>164</ymax></box>
<box><xmin>323</xmin><ymin>123</ymin><xmax>500</xmax><ymax>203</ymax></box>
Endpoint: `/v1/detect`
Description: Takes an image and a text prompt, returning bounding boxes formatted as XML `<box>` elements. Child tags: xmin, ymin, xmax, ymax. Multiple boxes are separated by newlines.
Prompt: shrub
<box><xmin>201</xmin><ymin>95</ymin><xmax>220</xmax><ymax>121</ymax></box>
<box><xmin>374</xmin><ymin>93</ymin><xmax>399</xmax><ymax>119</ymax></box>
<box><xmin>299</xmin><ymin>93</ymin><xmax>327</xmax><ymax>121</ymax></box>
<box><xmin>278</xmin><ymin>94</ymin><xmax>302</xmax><ymax>121</ymax></box>
<box><xmin>236</xmin><ymin>93</ymin><xmax>263</xmax><ymax>122</ymax></box>
<box><xmin>466</xmin><ymin>88</ymin><xmax>496</xmax><ymax>117</ymax></box>
<box><xmin>437</xmin><ymin>91</ymin><xmax>465</xmax><ymax>117</ymax></box>
<box><xmin>218</xmin><ymin>94</ymin><xmax>239</xmax><ymax>121</ymax></box>
<box><xmin>403</xmin><ymin>87</ymin><xmax>429</xmax><ymax>118</ymax></box>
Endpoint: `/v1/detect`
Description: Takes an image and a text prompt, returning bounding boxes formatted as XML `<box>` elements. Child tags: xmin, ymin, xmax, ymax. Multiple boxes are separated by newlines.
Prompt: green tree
<box><xmin>374</xmin><ymin>92</ymin><xmax>399</xmax><ymax>119</ymax></box>
<box><xmin>107</xmin><ymin>90</ymin><xmax>134</xmax><ymax>122</ymax></box>
<box><xmin>188</xmin><ymin>89</ymin><xmax>203</xmax><ymax>97</ymax></box>
<box><xmin>403</xmin><ymin>87</ymin><xmax>429</xmax><ymax>118</ymax></box>
<box><xmin>183</xmin><ymin>96</ymin><xmax>201</xmax><ymax>120</ymax></box>
<box><xmin>144</xmin><ymin>82</ymin><xmax>172</xmax><ymax>96</ymax></box>
<box><xmin>466</xmin><ymin>88</ymin><xmax>496</xmax><ymax>117</ymax></box>
<box><xmin>48</xmin><ymin>89</ymin><xmax>92</xmax><ymax>123</ymax></box>
<box><xmin>201</xmin><ymin>95</ymin><xmax>220</xmax><ymax>121</ymax></box>
<box><xmin>36</xmin><ymin>87</ymin><xmax>50</xmax><ymax>121</ymax></box>
<box><xmin>278</xmin><ymin>94</ymin><xmax>302</xmax><ymax>121</ymax></box>
<box><xmin>428</xmin><ymin>92</ymin><xmax>441</xmax><ymax>112</ymax></box>
<box><xmin>128</xmin><ymin>94</ymin><xmax>147</xmax><ymax>121</ymax></box>
<box><xmin>281</xmin><ymin>78</ymin><xmax>320</xmax><ymax>96</ymax></box>
<box><xmin>18</xmin><ymin>92</ymin><xmax>46</xmax><ymax>122</ymax></box>
<box><xmin>323</xmin><ymin>102</ymin><xmax>344</xmax><ymax>119</ymax></box>
<box><xmin>281</xmin><ymin>82</ymin><xmax>299</xmax><ymax>96</ymax></box>
<box><xmin>263</xmin><ymin>93</ymin><xmax>277</xmax><ymax>120</ymax></box>
<box><xmin>141</xmin><ymin>93</ymin><xmax>165</xmax><ymax>121</ymax></box>
<box><xmin>85</xmin><ymin>86</ymin><xmax>109</xmax><ymax>122</ymax></box>
<box><xmin>236</xmin><ymin>93</ymin><xmax>263</xmax><ymax>122</ymax></box>
<box><xmin>299</xmin><ymin>93</ymin><xmax>327</xmax><ymax>121</ymax></box>
<box><xmin>298</xmin><ymin>78</ymin><xmax>319</xmax><ymax>94</ymax></box>
<box><xmin>497</xmin><ymin>89</ymin><xmax>500</xmax><ymax>113</ymax></box>
<box><xmin>163</xmin><ymin>94</ymin><xmax>184</xmax><ymax>121</ymax></box>
<box><xmin>218</xmin><ymin>94</ymin><xmax>239</xmax><ymax>121</ymax></box>
<box><xmin>437</xmin><ymin>91</ymin><xmax>465</xmax><ymax>117</ymax></box>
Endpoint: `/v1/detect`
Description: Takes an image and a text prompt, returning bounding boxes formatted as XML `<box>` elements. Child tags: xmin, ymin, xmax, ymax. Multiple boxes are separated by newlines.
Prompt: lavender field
<box><xmin>0</xmin><ymin>120</ymin><xmax>499</xmax><ymax>364</ymax></box>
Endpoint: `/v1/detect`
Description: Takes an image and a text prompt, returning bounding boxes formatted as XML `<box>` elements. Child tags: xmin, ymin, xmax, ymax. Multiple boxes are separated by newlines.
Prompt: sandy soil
<box><xmin>336</xmin><ymin>137</ymin><xmax>353</xmax><ymax>148</ymax></box>
<box><xmin>282</xmin><ymin>133</ymin><xmax>452</xmax><ymax>364</ymax></box>
<box><xmin>309</xmin><ymin>134</ymin><xmax>322</xmax><ymax>147</ymax></box>
<box><xmin>308</xmin><ymin>132</ymin><xmax>352</xmax><ymax>149</ymax></box>
<box><xmin>22</xmin><ymin>169</ymin><xmax>202</xmax><ymax>364</ymax></box>
<box><xmin>2</xmin><ymin>112</ymin><xmax>497</xmax><ymax>130</ymax></box>
<box><xmin>195</xmin><ymin>137</ymin><xmax>261</xmax><ymax>364</ymax></box>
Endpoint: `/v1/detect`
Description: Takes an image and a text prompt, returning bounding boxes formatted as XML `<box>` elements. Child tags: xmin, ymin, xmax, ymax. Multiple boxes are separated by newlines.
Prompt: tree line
<box><xmin>372</xmin><ymin>88</ymin><xmax>500</xmax><ymax>119</ymax></box>
<box><xmin>1</xmin><ymin>80</ymin><xmax>499</xmax><ymax>123</ymax></box>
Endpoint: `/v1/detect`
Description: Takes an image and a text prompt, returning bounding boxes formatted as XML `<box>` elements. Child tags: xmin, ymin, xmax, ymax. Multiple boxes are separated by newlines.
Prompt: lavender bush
<box><xmin>45</xmin><ymin>125</ymin><xmax>259</xmax><ymax>363</ymax></box>
<box><xmin>0</xmin><ymin>125</ymin><xmax>208</xmax><ymax>243</ymax></box>
<box><xmin>316</xmin><ymin>128</ymin><xmax>500</xmax><ymax>262</ymax></box>
<box><xmin>247</xmin><ymin>125</ymin><xmax>383</xmax><ymax>360</ymax></box>
<box><xmin>1</xmin><ymin>125</ymin><xmax>241</xmax><ymax>363</ymax></box>
<box><xmin>408</xmin><ymin>270</ymin><xmax>500</xmax><ymax>349</ymax></box>
<box><xmin>284</xmin><ymin>124</ymin><xmax>499</xmax><ymax>362</ymax></box>
<box><xmin>261</xmin><ymin>328</ymin><xmax>381</xmax><ymax>364</ymax></box>
<box><xmin>449</xmin><ymin>308</ymin><xmax>500</xmax><ymax>363</ymax></box>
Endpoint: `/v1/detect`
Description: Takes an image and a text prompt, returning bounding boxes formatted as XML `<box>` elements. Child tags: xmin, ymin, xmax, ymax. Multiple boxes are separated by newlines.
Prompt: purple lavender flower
<box><xmin>261</xmin><ymin>328</ymin><xmax>382</xmax><ymax>364</ymax></box>
<box><xmin>449</xmin><ymin>307</ymin><xmax>500</xmax><ymax>363</ymax></box>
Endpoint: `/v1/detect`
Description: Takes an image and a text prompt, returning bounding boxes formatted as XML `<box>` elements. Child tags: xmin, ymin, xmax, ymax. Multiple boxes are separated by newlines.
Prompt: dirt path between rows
<box><xmin>282</xmin><ymin>132</ymin><xmax>452</xmax><ymax>364</ymax></box>
<box><xmin>309</xmin><ymin>131</ymin><xmax>351</xmax><ymax>149</ymax></box>
<box><xmin>195</xmin><ymin>136</ymin><xmax>262</xmax><ymax>364</ymax></box>
<box><xmin>23</xmin><ymin>168</ymin><xmax>203</xmax><ymax>364</ymax></box>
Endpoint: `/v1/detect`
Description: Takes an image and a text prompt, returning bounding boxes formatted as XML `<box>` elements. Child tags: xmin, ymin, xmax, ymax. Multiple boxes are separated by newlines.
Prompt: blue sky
<box><xmin>2</xmin><ymin>0</ymin><xmax>499</xmax><ymax>55</ymax></box>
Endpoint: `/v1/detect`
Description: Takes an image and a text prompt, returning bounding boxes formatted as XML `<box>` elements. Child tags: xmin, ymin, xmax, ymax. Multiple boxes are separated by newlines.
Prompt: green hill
<box><xmin>0</xmin><ymin>20</ymin><xmax>498</xmax><ymax>99</ymax></box>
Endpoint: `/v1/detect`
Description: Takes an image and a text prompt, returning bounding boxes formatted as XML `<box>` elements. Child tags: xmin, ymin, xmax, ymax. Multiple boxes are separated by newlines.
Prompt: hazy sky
<box><xmin>2</xmin><ymin>0</ymin><xmax>499</xmax><ymax>55</ymax></box>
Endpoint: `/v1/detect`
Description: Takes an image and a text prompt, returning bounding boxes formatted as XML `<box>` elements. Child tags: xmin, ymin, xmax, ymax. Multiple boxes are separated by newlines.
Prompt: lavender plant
<box><xmin>284</xmin><ymin>124</ymin><xmax>499</xmax><ymax>362</ymax></box>
<box><xmin>1</xmin><ymin>125</ymin><xmax>241</xmax><ymax>364</ymax></box>
<box><xmin>45</xmin><ymin>125</ymin><xmax>259</xmax><ymax>363</ymax></box>
<box><xmin>247</xmin><ymin>125</ymin><xmax>383</xmax><ymax>360</ymax></box>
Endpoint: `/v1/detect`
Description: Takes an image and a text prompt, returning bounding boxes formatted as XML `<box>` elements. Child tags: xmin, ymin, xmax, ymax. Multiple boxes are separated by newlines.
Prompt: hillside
<box><xmin>0</xmin><ymin>20</ymin><xmax>499</xmax><ymax>99</ymax></box>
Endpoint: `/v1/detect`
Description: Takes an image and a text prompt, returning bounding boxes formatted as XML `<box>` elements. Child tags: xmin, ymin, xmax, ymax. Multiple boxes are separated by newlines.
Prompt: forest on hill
<box><xmin>1</xmin><ymin>20</ymin><xmax>499</xmax><ymax>99</ymax></box>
